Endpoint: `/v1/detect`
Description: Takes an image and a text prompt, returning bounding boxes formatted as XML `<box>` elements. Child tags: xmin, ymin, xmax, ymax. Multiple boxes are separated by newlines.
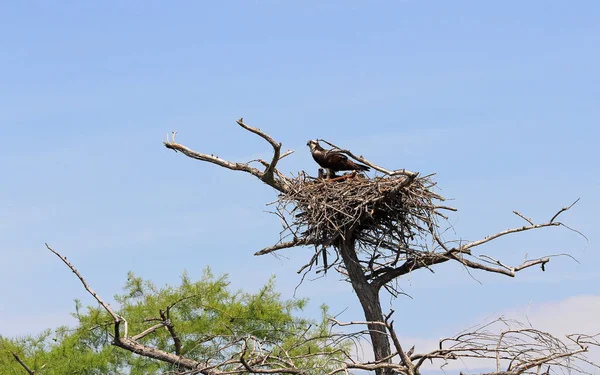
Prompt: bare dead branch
<box><xmin>131</xmin><ymin>321</ymin><xmax>169</xmax><ymax>341</ymax></box>
<box><xmin>460</xmin><ymin>222</ymin><xmax>560</xmax><ymax>253</ymax></box>
<box><xmin>236</xmin><ymin>118</ymin><xmax>282</xmax><ymax>183</ymax></box>
<box><xmin>160</xmin><ymin>308</ymin><xmax>183</xmax><ymax>356</ymax></box>
<box><xmin>163</xmin><ymin>118</ymin><xmax>293</xmax><ymax>193</ymax></box>
<box><xmin>550</xmin><ymin>198</ymin><xmax>579</xmax><ymax>223</ymax></box>
<box><xmin>11</xmin><ymin>352</ymin><xmax>35</xmax><ymax>375</ymax></box>
<box><xmin>371</xmin><ymin>201</ymin><xmax>582</xmax><ymax>286</ymax></box>
<box><xmin>417</xmin><ymin>318</ymin><xmax>600</xmax><ymax>375</ymax></box>
<box><xmin>513</xmin><ymin>211</ymin><xmax>534</xmax><ymax>226</ymax></box>
<box><xmin>164</xmin><ymin>140</ymin><xmax>261</xmax><ymax>176</ymax></box>
<box><xmin>327</xmin><ymin>313</ymin><xmax>599</xmax><ymax>375</ymax></box>
<box><xmin>46</xmin><ymin>243</ymin><xmax>126</xmax><ymax>338</ymax></box>
<box><xmin>385</xmin><ymin>314</ymin><xmax>416</xmax><ymax>375</ymax></box>
<box><xmin>450</xmin><ymin>254</ymin><xmax>550</xmax><ymax>277</ymax></box>
<box><xmin>279</xmin><ymin>149</ymin><xmax>295</xmax><ymax>160</ymax></box>
<box><xmin>254</xmin><ymin>238</ymin><xmax>319</xmax><ymax>256</ymax></box>
<box><xmin>330</xmin><ymin>318</ymin><xmax>388</xmax><ymax>328</ymax></box>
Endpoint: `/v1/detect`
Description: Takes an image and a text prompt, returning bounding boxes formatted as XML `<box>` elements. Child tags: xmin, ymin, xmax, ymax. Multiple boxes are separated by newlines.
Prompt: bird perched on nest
<box><xmin>307</xmin><ymin>140</ymin><xmax>370</xmax><ymax>178</ymax></box>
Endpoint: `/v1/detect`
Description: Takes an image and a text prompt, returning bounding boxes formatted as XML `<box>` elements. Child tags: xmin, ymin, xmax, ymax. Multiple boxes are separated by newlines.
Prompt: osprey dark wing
<box><xmin>306</xmin><ymin>140</ymin><xmax>370</xmax><ymax>177</ymax></box>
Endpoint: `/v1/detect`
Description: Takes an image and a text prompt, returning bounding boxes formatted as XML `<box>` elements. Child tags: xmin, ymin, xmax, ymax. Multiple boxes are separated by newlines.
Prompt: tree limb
<box><xmin>236</xmin><ymin>118</ymin><xmax>281</xmax><ymax>184</ymax></box>
<box><xmin>131</xmin><ymin>321</ymin><xmax>169</xmax><ymax>341</ymax></box>
<box><xmin>254</xmin><ymin>238</ymin><xmax>319</xmax><ymax>256</ymax></box>
<box><xmin>449</xmin><ymin>254</ymin><xmax>550</xmax><ymax>277</ymax></box>
<box><xmin>460</xmin><ymin>222</ymin><xmax>560</xmax><ymax>253</ymax></box>
<box><xmin>160</xmin><ymin>308</ymin><xmax>182</xmax><ymax>356</ymax></box>
<box><xmin>550</xmin><ymin>198</ymin><xmax>579</xmax><ymax>223</ymax></box>
<box><xmin>385</xmin><ymin>313</ymin><xmax>416</xmax><ymax>375</ymax></box>
<box><xmin>370</xmin><ymin>201</ymin><xmax>581</xmax><ymax>289</ymax></box>
<box><xmin>371</xmin><ymin>250</ymin><xmax>462</xmax><ymax>289</ymax></box>
<box><xmin>164</xmin><ymin>118</ymin><xmax>293</xmax><ymax>193</ymax></box>
<box><xmin>46</xmin><ymin>243</ymin><xmax>126</xmax><ymax>339</ymax></box>
<box><xmin>512</xmin><ymin>211</ymin><xmax>534</xmax><ymax>226</ymax></box>
<box><xmin>11</xmin><ymin>352</ymin><xmax>35</xmax><ymax>375</ymax></box>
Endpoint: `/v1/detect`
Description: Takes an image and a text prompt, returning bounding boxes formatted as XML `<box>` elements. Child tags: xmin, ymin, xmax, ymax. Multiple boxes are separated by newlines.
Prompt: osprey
<box><xmin>307</xmin><ymin>140</ymin><xmax>370</xmax><ymax>178</ymax></box>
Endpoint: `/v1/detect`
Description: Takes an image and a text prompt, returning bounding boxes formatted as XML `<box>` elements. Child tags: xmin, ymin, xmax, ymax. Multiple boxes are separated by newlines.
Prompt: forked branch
<box><xmin>371</xmin><ymin>200</ymin><xmax>581</xmax><ymax>288</ymax></box>
<box><xmin>235</xmin><ymin>118</ymin><xmax>282</xmax><ymax>182</ymax></box>
<box><xmin>164</xmin><ymin>118</ymin><xmax>293</xmax><ymax>193</ymax></box>
<box><xmin>331</xmin><ymin>316</ymin><xmax>598</xmax><ymax>375</ymax></box>
<box><xmin>424</xmin><ymin>318</ymin><xmax>600</xmax><ymax>375</ymax></box>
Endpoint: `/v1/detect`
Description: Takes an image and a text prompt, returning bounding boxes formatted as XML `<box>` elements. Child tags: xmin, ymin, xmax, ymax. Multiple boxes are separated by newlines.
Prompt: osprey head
<box><xmin>306</xmin><ymin>140</ymin><xmax>318</xmax><ymax>150</ymax></box>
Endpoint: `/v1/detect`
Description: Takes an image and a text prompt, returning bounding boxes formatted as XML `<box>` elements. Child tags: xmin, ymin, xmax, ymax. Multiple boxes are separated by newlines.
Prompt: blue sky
<box><xmin>1</xmin><ymin>0</ymin><xmax>599</xmax><ymax>370</ymax></box>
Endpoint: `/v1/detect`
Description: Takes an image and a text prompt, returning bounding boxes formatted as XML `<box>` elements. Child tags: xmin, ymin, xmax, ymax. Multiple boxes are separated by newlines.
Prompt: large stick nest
<box><xmin>276</xmin><ymin>172</ymin><xmax>448</xmax><ymax>257</ymax></box>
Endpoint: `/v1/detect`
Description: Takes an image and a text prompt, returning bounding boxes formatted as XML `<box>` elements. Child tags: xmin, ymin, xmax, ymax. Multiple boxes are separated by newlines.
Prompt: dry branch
<box><xmin>255</xmin><ymin>238</ymin><xmax>319</xmax><ymax>256</ymax></box>
<box><xmin>235</xmin><ymin>118</ymin><xmax>282</xmax><ymax>182</ymax></box>
<box><xmin>130</xmin><ymin>321</ymin><xmax>169</xmax><ymax>341</ymax></box>
<box><xmin>160</xmin><ymin>308</ymin><xmax>183</xmax><ymax>356</ymax></box>
<box><xmin>163</xmin><ymin>118</ymin><xmax>294</xmax><ymax>193</ymax></box>
<box><xmin>428</xmin><ymin>318</ymin><xmax>600</xmax><ymax>375</ymax></box>
<box><xmin>330</xmin><ymin>315</ymin><xmax>599</xmax><ymax>375</ymax></box>
<box><xmin>11</xmin><ymin>352</ymin><xmax>36</xmax><ymax>375</ymax></box>
<box><xmin>46</xmin><ymin>243</ymin><xmax>127</xmax><ymax>338</ymax></box>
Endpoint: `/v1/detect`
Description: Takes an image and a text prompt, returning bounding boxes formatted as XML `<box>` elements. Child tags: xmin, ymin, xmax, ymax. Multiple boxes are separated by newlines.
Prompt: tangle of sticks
<box><xmin>268</xmin><ymin>170</ymin><xmax>455</xmax><ymax>277</ymax></box>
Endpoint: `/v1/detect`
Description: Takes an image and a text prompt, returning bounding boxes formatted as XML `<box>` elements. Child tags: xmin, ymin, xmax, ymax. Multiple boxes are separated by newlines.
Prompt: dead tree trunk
<box><xmin>338</xmin><ymin>232</ymin><xmax>393</xmax><ymax>375</ymax></box>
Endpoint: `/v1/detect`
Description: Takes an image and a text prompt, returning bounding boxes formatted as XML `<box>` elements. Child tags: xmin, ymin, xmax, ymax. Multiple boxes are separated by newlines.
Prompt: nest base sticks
<box><xmin>274</xmin><ymin>172</ymin><xmax>447</xmax><ymax>263</ymax></box>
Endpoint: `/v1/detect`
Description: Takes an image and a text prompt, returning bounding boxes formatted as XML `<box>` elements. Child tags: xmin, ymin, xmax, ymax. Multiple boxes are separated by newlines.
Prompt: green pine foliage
<box><xmin>1</xmin><ymin>269</ymin><xmax>347</xmax><ymax>374</ymax></box>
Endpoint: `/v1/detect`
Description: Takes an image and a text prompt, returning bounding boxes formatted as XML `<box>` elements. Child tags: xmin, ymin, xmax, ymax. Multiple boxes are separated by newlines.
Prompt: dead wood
<box><xmin>163</xmin><ymin>118</ymin><xmax>294</xmax><ymax>193</ymax></box>
<box><xmin>11</xmin><ymin>352</ymin><xmax>36</xmax><ymax>375</ymax></box>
